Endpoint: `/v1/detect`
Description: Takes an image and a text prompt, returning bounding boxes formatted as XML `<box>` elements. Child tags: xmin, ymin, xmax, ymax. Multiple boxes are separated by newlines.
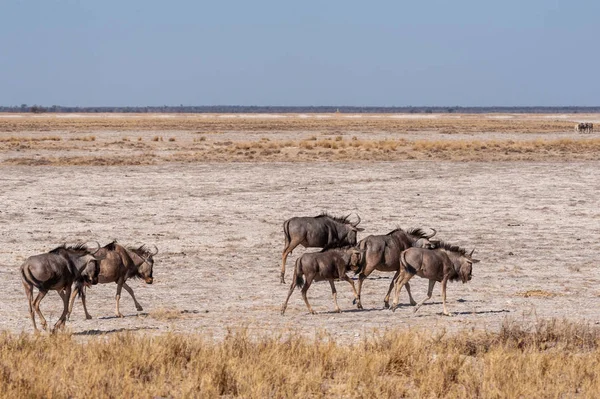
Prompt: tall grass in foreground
<box><xmin>1</xmin><ymin>320</ymin><xmax>600</xmax><ymax>398</ymax></box>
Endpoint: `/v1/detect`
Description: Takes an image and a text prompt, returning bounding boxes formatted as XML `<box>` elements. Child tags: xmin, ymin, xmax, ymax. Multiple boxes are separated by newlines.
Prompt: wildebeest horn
<box><xmin>151</xmin><ymin>245</ymin><xmax>159</xmax><ymax>255</ymax></box>
<box><xmin>425</xmin><ymin>228</ymin><xmax>436</xmax><ymax>239</ymax></box>
<box><xmin>469</xmin><ymin>248</ymin><xmax>475</xmax><ymax>257</ymax></box>
<box><xmin>353</xmin><ymin>214</ymin><xmax>361</xmax><ymax>227</ymax></box>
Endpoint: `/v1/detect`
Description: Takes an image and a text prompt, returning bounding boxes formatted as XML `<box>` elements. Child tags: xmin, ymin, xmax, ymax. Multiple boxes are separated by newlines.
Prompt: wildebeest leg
<box><xmin>301</xmin><ymin>278</ymin><xmax>315</xmax><ymax>314</ymax></box>
<box><xmin>22</xmin><ymin>281</ymin><xmax>37</xmax><ymax>331</ymax></box>
<box><xmin>329</xmin><ymin>281</ymin><xmax>340</xmax><ymax>313</ymax></box>
<box><xmin>281</xmin><ymin>240</ymin><xmax>300</xmax><ymax>284</ymax></box>
<box><xmin>68</xmin><ymin>287</ymin><xmax>92</xmax><ymax>320</ymax></box>
<box><xmin>280</xmin><ymin>278</ymin><xmax>297</xmax><ymax>315</ymax></box>
<box><xmin>391</xmin><ymin>272</ymin><xmax>414</xmax><ymax>312</ymax></box>
<box><xmin>339</xmin><ymin>274</ymin><xmax>359</xmax><ymax>305</ymax></box>
<box><xmin>115</xmin><ymin>280</ymin><xmax>125</xmax><ymax>318</ymax></box>
<box><xmin>414</xmin><ymin>280</ymin><xmax>436</xmax><ymax>313</ymax></box>
<box><xmin>122</xmin><ymin>283</ymin><xmax>143</xmax><ymax>311</ymax></box>
<box><xmin>80</xmin><ymin>289</ymin><xmax>92</xmax><ymax>319</ymax></box>
<box><xmin>354</xmin><ymin>271</ymin><xmax>369</xmax><ymax>310</ymax></box>
<box><xmin>384</xmin><ymin>271</ymin><xmax>416</xmax><ymax>308</ymax></box>
<box><xmin>53</xmin><ymin>285</ymin><xmax>71</xmax><ymax>332</ymax></box>
<box><xmin>441</xmin><ymin>277</ymin><xmax>452</xmax><ymax>316</ymax></box>
<box><xmin>32</xmin><ymin>290</ymin><xmax>48</xmax><ymax>330</ymax></box>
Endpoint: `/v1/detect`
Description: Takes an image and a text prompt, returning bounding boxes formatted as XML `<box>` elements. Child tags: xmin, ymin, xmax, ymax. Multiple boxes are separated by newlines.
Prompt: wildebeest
<box><xmin>391</xmin><ymin>241</ymin><xmax>479</xmax><ymax>315</ymax></box>
<box><xmin>20</xmin><ymin>243</ymin><xmax>101</xmax><ymax>332</ymax></box>
<box><xmin>68</xmin><ymin>241</ymin><xmax>157</xmax><ymax>319</ymax></box>
<box><xmin>281</xmin><ymin>246</ymin><xmax>364</xmax><ymax>315</ymax></box>
<box><xmin>280</xmin><ymin>213</ymin><xmax>364</xmax><ymax>283</ymax></box>
<box><xmin>576</xmin><ymin>122</ymin><xmax>594</xmax><ymax>133</ymax></box>
<box><xmin>354</xmin><ymin>227</ymin><xmax>437</xmax><ymax>310</ymax></box>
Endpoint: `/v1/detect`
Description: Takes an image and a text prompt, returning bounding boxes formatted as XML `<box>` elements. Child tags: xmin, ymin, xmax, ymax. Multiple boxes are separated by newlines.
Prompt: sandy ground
<box><xmin>1</xmin><ymin>159</ymin><xmax>599</xmax><ymax>341</ymax></box>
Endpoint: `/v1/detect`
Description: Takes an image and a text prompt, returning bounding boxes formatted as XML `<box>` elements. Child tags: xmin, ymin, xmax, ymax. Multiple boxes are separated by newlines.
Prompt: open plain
<box><xmin>1</xmin><ymin>113</ymin><xmax>599</xmax><ymax>339</ymax></box>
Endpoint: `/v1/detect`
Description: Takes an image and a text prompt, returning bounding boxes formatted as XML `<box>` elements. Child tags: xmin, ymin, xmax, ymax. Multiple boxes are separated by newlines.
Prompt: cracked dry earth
<box><xmin>1</xmin><ymin>160</ymin><xmax>599</xmax><ymax>341</ymax></box>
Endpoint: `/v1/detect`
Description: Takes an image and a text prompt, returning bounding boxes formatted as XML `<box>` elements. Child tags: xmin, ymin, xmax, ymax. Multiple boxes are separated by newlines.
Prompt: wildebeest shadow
<box><xmin>97</xmin><ymin>313</ymin><xmax>148</xmax><ymax>320</ymax></box>
<box><xmin>411</xmin><ymin>308</ymin><xmax>510</xmax><ymax>318</ymax></box>
<box><xmin>455</xmin><ymin>309</ymin><xmax>510</xmax><ymax>316</ymax></box>
<box><xmin>74</xmin><ymin>326</ymin><xmax>159</xmax><ymax>336</ymax></box>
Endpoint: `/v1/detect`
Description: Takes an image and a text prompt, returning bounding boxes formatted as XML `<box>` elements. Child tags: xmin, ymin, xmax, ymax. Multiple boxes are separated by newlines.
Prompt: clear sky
<box><xmin>1</xmin><ymin>1</ymin><xmax>598</xmax><ymax>107</ymax></box>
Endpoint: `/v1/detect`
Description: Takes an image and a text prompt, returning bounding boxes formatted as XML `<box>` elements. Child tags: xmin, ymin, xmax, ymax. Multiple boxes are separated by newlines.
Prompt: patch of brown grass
<box><xmin>3</xmin><ymin>155</ymin><xmax>157</xmax><ymax>166</ymax></box>
<box><xmin>0</xmin><ymin>320</ymin><xmax>599</xmax><ymax>398</ymax></box>
<box><xmin>0</xmin><ymin>136</ymin><xmax>62</xmax><ymax>142</ymax></box>
<box><xmin>69</xmin><ymin>135</ymin><xmax>96</xmax><ymax>141</ymax></box>
<box><xmin>518</xmin><ymin>290</ymin><xmax>560</xmax><ymax>298</ymax></box>
<box><xmin>0</xmin><ymin>114</ymin><xmax>578</xmax><ymax>133</ymax></box>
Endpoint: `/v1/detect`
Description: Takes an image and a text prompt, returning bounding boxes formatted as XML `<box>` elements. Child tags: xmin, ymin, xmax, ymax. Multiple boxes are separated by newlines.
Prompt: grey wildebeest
<box><xmin>576</xmin><ymin>122</ymin><xmax>594</xmax><ymax>133</ymax></box>
<box><xmin>281</xmin><ymin>246</ymin><xmax>364</xmax><ymax>315</ymax></box>
<box><xmin>280</xmin><ymin>213</ymin><xmax>364</xmax><ymax>283</ymax></box>
<box><xmin>20</xmin><ymin>243</ymin><xmax>101</xmax><ymax>332</ymax></box>
<box><xmin>391</xmin><ymin>242</ymin><xmax>479</xmax><ymax>316</ymax></box>
<box><xmin>67</xmin><ymin>241</ymin><xmax>157</xmax><ymax>319</ymax></box>
<box><xmin>354</xmin><ymin>227</ymin><xmax>437</xmax><ymax>310</ymax></box>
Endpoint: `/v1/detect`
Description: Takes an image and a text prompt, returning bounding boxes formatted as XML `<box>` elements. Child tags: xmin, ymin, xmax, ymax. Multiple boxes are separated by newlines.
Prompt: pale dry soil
<box><xmin>1</xmin><ymin>161</ymin><xmax>599</xmax><ymax>341</ymax></box>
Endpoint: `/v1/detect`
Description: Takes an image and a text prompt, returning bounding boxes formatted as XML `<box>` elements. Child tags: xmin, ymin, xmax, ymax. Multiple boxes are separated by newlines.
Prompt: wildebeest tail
<box><xmin>74</xmin><ymin>281</ymin><xmax>86</xmax><ymax>298</ymax></box>
<box><xmin>283</xmin><ymin>219</ymin><xmax>292</xmax><ymax>250</ymax></box>
<box><xmin>20</xmin><ymin>264</ymin><xmax>41</xmax><ymax>287</ymax></box>
<box><xmin>401</xmin><ymin>251</ymin><xmax>417</xmax><ymax>275</ymax></box>
<box><xmin>293</xmin><ymin>257</ymin><xmax>304</xmax><ymax>289</ymax></box>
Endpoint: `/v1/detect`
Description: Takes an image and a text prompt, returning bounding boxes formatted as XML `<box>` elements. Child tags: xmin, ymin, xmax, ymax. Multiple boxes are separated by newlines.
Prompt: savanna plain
<box><xmin>1</xmin><ymin>113</ymin><xmax>600</xmax><ymax>397</ymax></box>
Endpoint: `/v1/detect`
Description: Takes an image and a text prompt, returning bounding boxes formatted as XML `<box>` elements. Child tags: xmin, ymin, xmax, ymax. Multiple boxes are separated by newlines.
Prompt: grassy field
<box><xmin>1</xmin><ymin>320</ymin><xmax>598</xmax><ymax>398</ymax></box>
<box><xmin>0</xmin><ymin>113</ymin><xmax>580</xmax><ymax>133</ymax></box>
<box><xmin>0</xmin><ymin>114</ymin><xmax>599</xmax><ymax>164</ymax></box>
<box><xmin>2</xmin><ymin>113</ymin><xmax>599</xmax><ymax>398</ymax></box>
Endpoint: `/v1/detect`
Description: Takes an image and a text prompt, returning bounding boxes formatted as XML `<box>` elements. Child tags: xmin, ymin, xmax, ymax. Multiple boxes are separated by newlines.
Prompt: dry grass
<box><xmin>0</xmin><ymin>136</ymin><xmax>61</xmax><ymax>142</ymax></box>
<box><xmin>0</xmin><ymin>113</ymin><xmax>577</xmax><ymax>133</ymax></box>
<box><xmin>0</xmin><ymin>319</ymin><xmax>598</xmax><ymax>398</ymax></box>
<box><xmin>2</xmin><ymin>136</ymin><xmax>599</xmax><ymax>165</ymax></box>
<box><xmin>1</xmin><ymin>114</ymin><xmax>598</xmax><ymax>164</ymax></box>
<box><xmin>518</xmin><ymin>290</ymin><xmax>561</xmax><ymax>298</ymax></box>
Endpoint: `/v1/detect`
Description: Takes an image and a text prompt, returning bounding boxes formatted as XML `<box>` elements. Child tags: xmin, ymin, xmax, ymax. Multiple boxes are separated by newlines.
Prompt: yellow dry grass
<box><xmin>1</xmin><ymin>114</ymin><xmax>598</xmax><ymax>164</ymax></box>
<box><xmin>0</xmin><ymin>113</ymin><xmax>577</xmax><ymax>133</ymax></box>
<box><xmin>518</xmin><ymin>290</ymin><xmax>560</xmax><ymax>298</ymax></box>
<box><xmin>0</xmin><ymin>320</ymin><xmax>598</xmax><ymax>398</ymax></box>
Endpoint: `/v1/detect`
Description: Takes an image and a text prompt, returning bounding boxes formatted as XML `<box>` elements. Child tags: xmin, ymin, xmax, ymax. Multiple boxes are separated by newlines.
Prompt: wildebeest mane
<box><xmin>49</xmin><ymin>242</ymin><xmax>90</xmax><ymax>254</ymax></box>
<box><xmin>436</xmin><ymin>241</ymin><xmax>468</xmax><ymax>256</ymax></box>
<box><xmin>315</xmin><ymin>212</ymin><xmax>351</xmax><ymax>224</ymax></box>
<box><xmin>387</xmin><ymin>227</ymin><xmax>430</xmax><ymax>238</ymax></box>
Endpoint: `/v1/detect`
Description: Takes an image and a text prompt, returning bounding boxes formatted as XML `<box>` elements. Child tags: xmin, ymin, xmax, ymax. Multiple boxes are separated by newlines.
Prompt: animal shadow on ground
<box><xmin>74</xmin><ymin>326</ymin><xmax>159</xmax><ymax>336</ymax></box>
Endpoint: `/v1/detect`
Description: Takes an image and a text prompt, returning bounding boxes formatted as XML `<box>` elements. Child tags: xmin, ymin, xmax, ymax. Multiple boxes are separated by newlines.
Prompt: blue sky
<box><xmin>1</xmin><ymin>1</ymin><xmax>598</xmax><ymax>107</ymax></box>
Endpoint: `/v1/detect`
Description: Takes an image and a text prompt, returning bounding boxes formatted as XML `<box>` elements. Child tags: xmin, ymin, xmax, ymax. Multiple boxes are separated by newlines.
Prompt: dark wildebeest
<box><xmin>67</xmin><ymin>241</ymin><xmax>157</xmax><ymax>319</ymax></box>
<box><xmin>391</xmin><ymin>241</ymin><xmax>480</xmax><ymax>316</ymax></box>
<box><xmin>354</xmin><ymin>227</ymin><xmax>437</xmax><ymax>310</ymax></box>
<box><xmin>281</xmin><ymin>246</ymin><xmax>364</xmax><ymax>315</ymax></box>
<box><xmin>20</xmin><ymin>244</ymin><xmax>101</xmax><ymax>332</ymax></box>
<box><xmin>280</xmin><ymin>213</ymin><xmax>364</xmax><ymax>283</ymax></box>
<box><xmin>577</xmin><ymin>122</ymin><xmax>594</xmax><ymax>133</ymax></box>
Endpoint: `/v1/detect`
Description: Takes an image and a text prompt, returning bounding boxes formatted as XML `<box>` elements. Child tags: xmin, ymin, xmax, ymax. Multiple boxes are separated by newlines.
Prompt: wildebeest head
<box><xmin>129</xmin><ymin>245</ymin><xmax>158</xmax><ymax>284</ymax></box>
<box><xmin>347</xmin><ymin>247</ymin><xmax>366</xmax><ymax>274</ymax></box>
<box><xmin>75</xmin><ymin>253</ymin><xmax>101</xmax><ymax>286</ymax></box>
<box><xmin>346</xmin><ymin>215</ymin><xmax>365</xmax><ymax>244</ymax></box>
<box><xmin>458</xmin><ymin>249</ymin><xmax>480</xmax><ymax>283</ymax></box>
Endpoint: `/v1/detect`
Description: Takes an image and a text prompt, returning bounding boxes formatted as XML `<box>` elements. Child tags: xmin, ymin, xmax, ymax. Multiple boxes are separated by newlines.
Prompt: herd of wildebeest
<box><xmin>20</xmin><ymin>213</ymin><xmax>479</xmax><ymax>333</ymax></box>
<box><xmin>279</xmin><ymin>213</ymin><xmax>479</xmax><ymax>317</ymax></box>
<box><xmin>575</xmin><ymin>122</ymin><xmax>594</xmax><ymax>133</ymax></box>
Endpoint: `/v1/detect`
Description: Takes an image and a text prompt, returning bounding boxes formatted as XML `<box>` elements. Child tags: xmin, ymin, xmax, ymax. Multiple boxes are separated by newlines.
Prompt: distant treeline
<box><xmin>1</xmin><ymin>105</ymin><xmax>600</xmax><ymax>114</ymax></box>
